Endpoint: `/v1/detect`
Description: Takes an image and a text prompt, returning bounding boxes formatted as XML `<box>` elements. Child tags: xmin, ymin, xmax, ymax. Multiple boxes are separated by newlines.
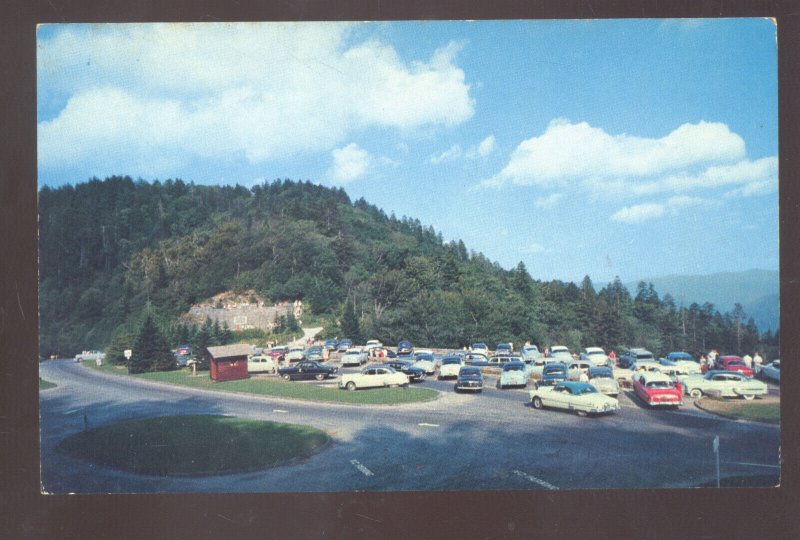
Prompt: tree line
<box><xmin>39</xmin><ymin>177</ymin><xmax>779</xmax><ymax>368</ymax></box>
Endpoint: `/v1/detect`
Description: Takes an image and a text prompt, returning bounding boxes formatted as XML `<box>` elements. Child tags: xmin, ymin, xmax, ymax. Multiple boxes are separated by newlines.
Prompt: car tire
<box><xmin>532</xmin><ymin>396</ymin><xmax>543</xmax><ymax>409</ymax></box>
<box><xmin>742</xmin><ymin>394</ymin><xmax>756</xmax><ymax>401</ymax></box>
<box><xmin>282</xmin><ymin>373</ymin><xmax>291</xmax><ymax>381</ymax></box>
<box><xmin>689</xmin><ymin>388</ymin><xmax>702</xmax><ymax>398</ymax></box>
<box><xmin>346</xmin><ymin>381</ymin><xmax>357</xmax><ymax>391</ymax></box>
<box><xmin>576</xmin><ymin>410</ymin><xmax>588</xmax><ymax>417</ymax></box>
<box><xmin>454</xmin><ymin>385</ymin><xmax>460</xmax><ymax>393</ymax></box>
<box><xmin>315</xmin><ymin>373</ymin><xmax>326</xmax><ymax>381</ymax></box>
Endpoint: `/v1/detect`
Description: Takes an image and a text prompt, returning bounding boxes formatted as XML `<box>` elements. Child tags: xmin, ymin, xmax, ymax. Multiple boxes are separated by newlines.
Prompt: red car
<box><xmin>717</xmin><ymin>356</ymin><xmax>754</xmax><ymax>377</ymax></box>
<box><xmin>632</xmin><ymin>372</ymin><xmax>683</xmax><ymax>408</ymax></box>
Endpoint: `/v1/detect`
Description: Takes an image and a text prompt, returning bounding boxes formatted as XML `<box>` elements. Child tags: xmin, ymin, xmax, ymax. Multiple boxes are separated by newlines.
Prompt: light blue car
<box><xmin>499</xmin><ymin>361</ymin><xmax>529</xmax><ymax>389</ymax></box>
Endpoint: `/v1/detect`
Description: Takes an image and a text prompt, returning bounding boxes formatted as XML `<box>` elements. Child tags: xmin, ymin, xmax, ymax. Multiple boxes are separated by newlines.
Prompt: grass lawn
<box><xmin>58</xmin><ymin>415</ymin><xmax>329</xmax><ymax>476</ymax></box>
<box><xmin>39</xmin><ymin>377</ymin><xmax>57</xmax><ymax>390</ymax></box>
<box><xmin>697</xmin><ymin>396</ymin><xmax>780</xmax><ymax>423</ymax></box>
<box><xmin>83</xmin><ymin>361</ymin><xmax>439</xmax><ymax>405</ymax></box>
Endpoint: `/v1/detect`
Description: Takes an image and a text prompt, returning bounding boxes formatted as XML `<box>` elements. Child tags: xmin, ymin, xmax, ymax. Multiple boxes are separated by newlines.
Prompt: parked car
<box><xmin>526</xmin><ymin>357</ymin><xmax>558</xmax><ymax>378</ymax></box>
<box><xmin>267</xmin><ymin>346</ymin><xmax>288</xmax><ymax>362</ymax></box>
<box><xmin>341</xmin><ymin>348</ymin><xmax>368</xmax><ymax>367</ymax></box>
<box><xmin>566</xmin><ymin>361</ymin><xmax>592</xmax><ymax>381</ymax></box>
<box><xmin>397</xmin><ymin>340</ymin><xmax>413</xmax><ymax>355</ymax></box>
<box><xmin>324</xmin><ymin>338</ymin><xmax>338</xmax><ymax>351</ymax></box>
<box><xmin>659</xmin><ymin>352</ymin><xmax>701</xmax><ymax>374</ymax></box>
<box><xmin>365</xmin><ymin>339</ymin><xmax>383</xmax><ymax>351</ymax></box>
<box><xmin>679</xmin><ymin>370</ymin><xmax>769</xmax><ymax>400</ymax></box>
<box><xmin>286</xmin><ymin>346</ymin><xmax>306</xmax><ymax>363</ymax></box>
<box><xmin>521</xmin><ymin>345</ymin><xmax>541</xmax><ymax>362</ymax></box>
<box><xmin>278</xmin><ymin>360</ymin><xmax>338</xmax><ymax>381</ymax></box>
<box><xmin>529</xmin><ymin>381</ymin><xmax>620</xmax><ymax>417</ymax></box>
<box><xmin>463</xmin><ymin>352</ymin><xmax>490</xmax><ymax>366</ymax></box>
<box><xmin>75</xmin><ymin>350</ymin><xmax>106</xmax><ymax>363</ymax></box>
<box><xmin>716</xmin><ymin>356</ymin><xmax>754</xmax><ymax>377</ymax></box>
<box><xmin>488</xmin><ymin>354</ymin><xmax>514</xmax><ymax>367</ymax></box>
<box><xmin>386</xmin><ymin>360</ymin><xmax>426</xmax><ymax>382</ymax></box>
<box><xmin>548</xmin><ymin>346</ymin><xmax>573</xmax><ymax>363</ymax></box>
<box><xmin>305</xmin><ymin>345</ymin><xmax>325</xmax><ymax>362</ymax></box>
<box><xmin>438</xmin><ymin>356</ymin><xmax>465</xmax><ymax>379</ymax></box>
<box><xmin>248</xmin><ymin>354</ymin><xmax>278</xmax><ymax>374</ymax></box>
<box><xmin>538</xmin><ymin>363</ymin><xmax>568</xmax><ymax>387</ymax></box>
<box><xmin>413</xmin><ymin>353</ymin><xmax>437</xmax><ymax>375</ymax></box>
<box><xmin>337</xmin><ymin>339</ymin><xmax>354</xmax><ymax>352</ymax></box>
<box><xmin>580</xmin><ymin>347</ymin><xmax>609</xmax><ymax>366</ymax></box>
<box><xmin>618</xmin><ymin>348</ymin><xmax>655</xmax><ymax>369</ymax></box>
<box><xmin>631</xmin><ymin>360</ymin><xmax>666</xmax><ymax>375</ymax></box>
<box><xmin>756</xmin><ymin>359</ymin><xmax>780</xmax><ymax>383</ymax></box>
<box><xmin>586</xmin><ymin>366</ymin><xmax>619</xmax><ymax>397</ymax></box>
<box><xmin>499</xmin><ymin>361</ymin><xmax>529</xmax><ymax>389</ymax></box>
<box><xmin>470</xmin><ymin>342</ymin><xmax>489</xmax><ymax>354</ymax></box>
<box><xmin>339</xmin><ymin>365</ymin><xmax>408</xmax><ymax>390</ymax></box>
<box><xmin>632</xmin><ymin>372</ymin><xmax>683</xmax><ymax>407</ymax></box>
<box><xmin>496</xmin><ymin>342</ymin><xmax>513</xmax><ymax>355</ymax></box>
<box><xmin>455</xmin><ymin>366</ymin><xmax>484</xmax><ymax>392</ymax></box>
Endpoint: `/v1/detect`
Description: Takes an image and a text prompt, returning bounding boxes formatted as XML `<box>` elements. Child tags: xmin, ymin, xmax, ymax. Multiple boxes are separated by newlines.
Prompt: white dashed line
<box><xmin>418</xmin><ymin>423</ymin><xmax>440</xmax><ymax>428</ymax></box>
<box><xmin>513</xmin><ymin>469</ymin><xmax>558</xmax><ymax>490</ymax></box>
<box><xmin>350</xmin><ymin>459</ymin><xmax>375</xmax><ymax>477</ymax></box>
<box><xmin>272</xmin><ymin>409</ymin><xmax>288</xmax><ymax>414</ymax></box>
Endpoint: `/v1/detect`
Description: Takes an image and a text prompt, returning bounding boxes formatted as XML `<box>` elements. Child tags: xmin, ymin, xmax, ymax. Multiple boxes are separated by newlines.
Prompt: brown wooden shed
<box><xmin>207</xmin><ymin>344</ymin><xmax>252</xmax><ymax>382</ymax></box>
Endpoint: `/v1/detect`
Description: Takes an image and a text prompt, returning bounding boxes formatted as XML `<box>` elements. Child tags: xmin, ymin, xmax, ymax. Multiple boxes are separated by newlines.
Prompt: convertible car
<box><xmin>339</xmin><ymin>365</ymin><xmax>409</xmax><ymax>390</ymax></box>
<box><xmin>679</xmin><ymin>370</ymin><xmax>768</xmax><ymax>400</ymax></box>
<box><xmin>632</xmin><ymin>372</ymin><xmax>682</xmax><ymax>407</ymax></box>
<box><xmin>529</xmin><ymin>381</ymin><xmax>620</xmax><ymax>417</ymax></box>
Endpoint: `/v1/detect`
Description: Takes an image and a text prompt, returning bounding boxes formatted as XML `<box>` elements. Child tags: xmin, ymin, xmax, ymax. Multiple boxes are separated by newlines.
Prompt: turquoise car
<box><xmin>499</xmin><ymin>361</ymin><xmax>529</xmax><ymax>389</ymax></box>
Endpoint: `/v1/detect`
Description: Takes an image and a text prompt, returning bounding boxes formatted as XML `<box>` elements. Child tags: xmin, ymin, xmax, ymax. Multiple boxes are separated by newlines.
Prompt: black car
<box><xmin>455</xmin><ymin>366</ymin><xmax>484</xmax><ymax>392</ymax></box>
<box><xmin>539</xmin><ymin>363</ymin><xmax>568</xmax><ymax>387</ymax></box>
<box><xmin>397</xmin><ymin>340</ymin><xmax>413</xmax><ymax>355</ymax></box>
<box><xmin>278</xmin><ymin>360</ymin><xmax>338</xmax><ymax>381</ymax></box>
<box><xmin>386</xmin><ymin>360</ymin><xmax>426</xmax><ymax>382</ymax></box>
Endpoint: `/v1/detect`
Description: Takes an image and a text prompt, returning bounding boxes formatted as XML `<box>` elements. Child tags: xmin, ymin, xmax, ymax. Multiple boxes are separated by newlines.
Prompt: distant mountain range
<box><xmin>626</xmin><ymin>269</ymin><xmax>779</xmax><ymax>332</ymax></box>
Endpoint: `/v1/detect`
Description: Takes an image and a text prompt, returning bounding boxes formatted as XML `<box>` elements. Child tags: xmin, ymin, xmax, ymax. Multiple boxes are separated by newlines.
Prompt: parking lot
<box><xmin>39</xmin><ymin>355</ymin><xmax>780</xmax><ymax>493</ymax></box>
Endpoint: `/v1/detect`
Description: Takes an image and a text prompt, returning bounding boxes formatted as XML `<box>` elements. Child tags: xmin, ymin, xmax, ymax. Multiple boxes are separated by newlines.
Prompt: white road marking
<box><xmin>723</xmin><ymin>461</ymin><xmax>780</xmax><ymax>469</ymax></box>
<box><xmin>272</xmin><ymin>409</ymin><xmax>288</xmax><ymax>414</ymax></box>
<box><xmin>418</xmin><ymin>423</ymin><xmax>440</xmax><ymax>428</ymax></box>
<box><xmin>350</xmin><ymin>459</ymin><xmax>375</xmax><ymax>477</ymax></box>
<box><xmin>513</xmin><ymin>469</ymin><xmax>558</xmax><ymax>490</ymax></box>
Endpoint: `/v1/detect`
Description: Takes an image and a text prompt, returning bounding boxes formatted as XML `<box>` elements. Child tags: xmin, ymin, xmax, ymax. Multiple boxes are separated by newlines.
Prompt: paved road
<box><xmin>39</xmin><ymin>360</ymin><xmax>780</xmax><ymax>493</ymax></box>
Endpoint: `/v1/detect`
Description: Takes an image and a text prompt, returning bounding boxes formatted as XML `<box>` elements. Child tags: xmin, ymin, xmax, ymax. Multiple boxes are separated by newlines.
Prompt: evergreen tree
<box><xmin>128</xmin><ymin>313</ymin><xmax>176</xmax><ymax>374</ymax></box>
<box><xmin>193</xmin><ymin>318</ymin><xmax>212</xmax><ymax>370</ymax></box>
<box><xmin>285</xmin><ymin>311</ymin><xmax>301</xmax><ymax>333</ymax></box>
<box><xmin>220</xmin><ymin>320</ymin><xmax>234</xmax><ymax>345</ymax></box>
<box><xmin>340</xmin><ymin>297</ymin><xmax>362</xmax><ymax>343</ymax></box>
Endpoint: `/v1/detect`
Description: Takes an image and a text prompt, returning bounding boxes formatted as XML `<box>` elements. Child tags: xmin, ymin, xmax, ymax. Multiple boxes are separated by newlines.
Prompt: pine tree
<box><xmin>128</xmin><ymin>313</ymin><xmax>176</xmax><ymax>374</ymax></box>
<box><xmin>220</xmin><ymin>320</ymin><xmax>234</xmax><ymax>345</ymax></box>
<box><xmin>340</xmin><ymin>297</ymin><xmax>362</xmax><ymax>343</ymax></box>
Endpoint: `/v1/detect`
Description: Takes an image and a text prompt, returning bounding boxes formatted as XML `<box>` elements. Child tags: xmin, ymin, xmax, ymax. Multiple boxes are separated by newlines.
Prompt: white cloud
<box><xmin>482</xmin><ymin>119</ymin><xmax>746</xmax><ymax>189</ymax></box>
<box><xmin>521</xmin><ymin>243</ymin><xmax>546</xmax><ymax>254</ymax></box>
<box><xmin>431</xmin><ymin>144</ymin><xmax>462</xmax><ymax>164</ymax></box>
<box><xmin>533</xmin><ymin>193</ymin><xmax>563</xmax><ymax>209</ymax></box>
<box><xmin>38</xmin><ymin>23</ymin><xmax>475</xmax><ymax>174</ymax></box>
<box><xmin>466</xmin><ymin>135</ymin><xmax>496</xmax><ymax>159</ymax></box>
<box><xmin>328</xmin><ymin>143</ymin><xmax>371</xmax><ymax>183</ymax></box>
<box><xmin>611</xmin><ymin>203</ymin><xmax>665</xmax><ymax>224</ymax></box>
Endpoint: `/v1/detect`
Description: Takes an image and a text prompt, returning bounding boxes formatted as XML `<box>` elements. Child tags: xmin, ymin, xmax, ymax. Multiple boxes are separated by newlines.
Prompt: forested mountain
<box><xmin>38</xmin><ymin>177</ymin><xmax>779</xmax><ymax>360</ymax></box>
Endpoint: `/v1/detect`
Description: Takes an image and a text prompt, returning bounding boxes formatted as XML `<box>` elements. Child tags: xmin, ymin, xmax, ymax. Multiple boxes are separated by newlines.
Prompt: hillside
<box><xmin>38</xmin><ymin>177</ymin><xmax>778</xmax><ymax>359</ymax></box>
<box><xmin>626</xmin><ymin>270</ymin><xmax>779</xmax><ymax>331</ymax></box>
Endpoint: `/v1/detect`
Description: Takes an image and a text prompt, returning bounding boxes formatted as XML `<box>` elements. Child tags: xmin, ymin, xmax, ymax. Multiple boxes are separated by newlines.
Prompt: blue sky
<box><xmin>37</xmin><ymin>20</ymin><xmax>778</xmax><ymax>284</ymax></box>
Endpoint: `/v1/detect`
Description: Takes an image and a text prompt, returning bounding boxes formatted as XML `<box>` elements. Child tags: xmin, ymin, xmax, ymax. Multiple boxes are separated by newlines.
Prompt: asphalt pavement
<box><xmin>39</xmin><ymin>359</ymin><xmax>780</xmax><ymax>493</ymax></box>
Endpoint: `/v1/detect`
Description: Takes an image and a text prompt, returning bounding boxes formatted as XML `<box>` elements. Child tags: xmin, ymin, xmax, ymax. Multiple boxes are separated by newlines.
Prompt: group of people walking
<box><xmin>699</xmin><ymin>349</ymin><xmax>763</xmax><ymax>372</ymax></box>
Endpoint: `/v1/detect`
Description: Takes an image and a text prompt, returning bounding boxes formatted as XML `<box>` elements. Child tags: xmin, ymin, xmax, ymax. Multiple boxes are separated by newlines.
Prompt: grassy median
<box><xmin>39</xmin><ymin>377</ymin><xmax>57</xmax><ymax>390</ymax></box>
<box><xmin>84</xmin><ymin>362</ymin><xmax>439</xmax><ymax>405</ymax></box>
<box><xmin>697</xmin><ymin>396</ymin><xmax>780</xmax><ymax>423</ymax></box>
<box><xmin>58</xmin><ymin>415</ymin><xmax>329</xmax><ymax>475</ymax></box>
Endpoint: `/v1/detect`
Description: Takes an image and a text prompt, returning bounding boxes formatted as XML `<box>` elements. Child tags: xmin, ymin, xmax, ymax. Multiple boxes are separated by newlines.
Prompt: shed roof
<box><xmin>207</xmin><ymin>344</ymin><xmax>253</xmax><ymax>359</ymax></box>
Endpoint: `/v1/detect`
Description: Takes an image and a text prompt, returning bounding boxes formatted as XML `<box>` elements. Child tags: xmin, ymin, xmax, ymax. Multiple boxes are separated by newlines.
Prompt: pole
<box><xmin>713</xmin><ymin>435</ymin><xmax>720</xmax><ymax>488</ymax></box>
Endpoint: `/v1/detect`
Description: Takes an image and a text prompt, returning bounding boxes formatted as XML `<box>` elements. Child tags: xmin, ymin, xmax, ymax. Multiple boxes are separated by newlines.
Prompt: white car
<box><xmin>756</xmin><ymin>359</ymin><xmax>780</xmax><ymax>383</ymax></box>
<box><xmin>438</xmin><ymin>356</ymin><xmax>464</xmax><ymax>379</ymax></box>
<box><xmin>75</xmin><ymin>350</ymin><xmax>106</xmax><ymax>363</ymax></box>
<box><xmin>529</xmin><ymin>381</ymin><xmax>620</xmax><ymax>417</ymax></box>
<box><xmin>521</xmin><ymin>345</ymin><xmax>541</xmax><ymax>362</ymax></box>
<box><xmin>247</xmin><ymin>354</ymin><xmax>278</xmax><ymax>374</ymax></box>
<box><xmin>365</xmin><ymin>339</ymin><xmax>383</xmax><ymax>351</ymax></box>
<box><xmin>566</xmin><ymin>361</ymin><xmax>592</xmax><ymax>381</ymax></box>
<box><xmin>286</xmin><ymin>346</ymin><xmax>306</xmax><ymax>363</ymax></box>
<box><xmin>341</xmin><ymin>348</ymin><xmax>368</xmax><ymax>367</ymax></box>
<box><xmin>339</xmin><ymin>366</ymin><xmax>409</xmax><ymax>390</ymax></box>
<box><xmin>586</xmin><ymin>366</ymin><xmax>619</xmax><ymax>397</ymax></box>
<box><xmin>679</xmin><ymin>370</ymin><xmax>769</xmax><ymax>400</ymax></box>
<box><xmin>499</xmin><ymin>361</ymin><xmax>529</xmax><ymax>388</ymax></box>
<box><xmin>548</xmin><ymin>346</ymin><xmax>573</xmax><ymax>363</ymax></box>
<box><xmin>581</xmin><ymin>347</ymin><xmax>609</xmax><ymax>366</ymax></box>
<box><xmin>413</xmin><ymin>353</ymin><xmax>437</xmax><ymax>375</ymax></box>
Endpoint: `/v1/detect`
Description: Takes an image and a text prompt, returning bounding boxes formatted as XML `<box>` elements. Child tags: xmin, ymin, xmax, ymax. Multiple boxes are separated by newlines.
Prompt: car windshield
<box><xmin>578</xmin><ymin>386</ymin><xmax>598</xmax><ymax>394</ymax></box>
<box><xmin>647</xmin><ymin>381</ymin><xmax>673</xmax><ymax>389</ymax></box>
<box><xmin>589</xmin><ymin>368</ymin><xmax>612</xmax><ymax>378</ymax></box>
<box><xmin>727</xmin><ymin>361</ymin><xmax>746</xmax><ymax>367</ymax></box>
<box><xmin>504</xmin><ymin>364</ymin><xmax>524</xmax><ymax>371</ymax></box>
<box><xmin>587</xmin><ymin>351</ymin><xmax>604</xmax><ymax>356</ymax></box>
<box><xmin>416</xmin><ymin>354</ymin><xmax>433</xmax><ymax>361</ymax></box>
<box><xmin>460</xmin><ymin>368</ymin><xmax>481</xmax><ymax>378</ymax></box>
<box><xmin>442</xmin><ymin>358</ymin><xmax>461</xmax><ymax>365</ymax></box>
<box><xmin>544</xmin><ymin>366</ymin><xmax>566</xmax><ymax>375</ymax></box>
<box><xmin>472</xmin><ymin>343</ymin><xmax>487</xmax><ymax>349</ymax></box>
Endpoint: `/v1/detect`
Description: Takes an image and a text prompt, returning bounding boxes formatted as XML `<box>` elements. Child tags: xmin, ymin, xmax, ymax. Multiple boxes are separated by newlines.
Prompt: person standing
<box><xmin>699</xmin><ymin>354</ymin><xmax>707</xmax><ymax>372</ymax></box>
<box><xmin>743</xmin><ymin>353</ymin><xmax>753</xmax><ymax>369</ymax></box>
<box><xmin>754</xmin><ymin>351</ymin><xmax>764</xmax><ymax>371</ymax></box>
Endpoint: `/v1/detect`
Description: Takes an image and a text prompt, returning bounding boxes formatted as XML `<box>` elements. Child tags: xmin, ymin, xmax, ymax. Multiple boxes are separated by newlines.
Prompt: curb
<box><xmin>694</xmin><ymin>398</ymin><xmax>780</xmax><ymax>425</ymax></box>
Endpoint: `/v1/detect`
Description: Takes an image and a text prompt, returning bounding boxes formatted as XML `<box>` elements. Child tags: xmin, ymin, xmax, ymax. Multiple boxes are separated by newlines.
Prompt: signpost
<box><xmin>124</xmin><ymin>349</ymin><xmax>132</xmax><ymax>360</ymax></box>
<box><xmin>713</xmin><ymin>435</ymin><xmax>720</xmax><ymax>488</ymax></box>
